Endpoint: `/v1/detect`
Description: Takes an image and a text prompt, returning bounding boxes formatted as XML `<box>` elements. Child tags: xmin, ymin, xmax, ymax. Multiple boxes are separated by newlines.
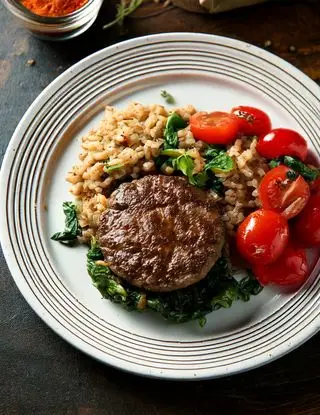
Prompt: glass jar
<box><xmin>2</xmin><ymin>0</ymin><xmax>104</xmax><ymax>41</ymax></box>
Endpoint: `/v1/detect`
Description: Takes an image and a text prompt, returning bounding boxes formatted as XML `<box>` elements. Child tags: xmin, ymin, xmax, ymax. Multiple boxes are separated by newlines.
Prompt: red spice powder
<box><xmin>21</xmin><ymin>0</ymin><xmax>88</xmax><ymax>17</ymax></box>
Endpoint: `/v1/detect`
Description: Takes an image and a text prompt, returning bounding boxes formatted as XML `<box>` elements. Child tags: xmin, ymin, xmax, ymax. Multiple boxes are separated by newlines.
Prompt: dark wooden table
<box><xmin>1</xmin><ymin>1</ymin><xmax>320</xmax><ymax>414</ymax></box>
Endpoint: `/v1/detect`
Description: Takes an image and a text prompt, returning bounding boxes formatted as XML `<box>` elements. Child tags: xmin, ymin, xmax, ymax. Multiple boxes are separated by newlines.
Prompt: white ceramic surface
<box><xmin>0</xmin><ymin>33</ymin><xmax>319</xmax><ymax>380</ymax></box>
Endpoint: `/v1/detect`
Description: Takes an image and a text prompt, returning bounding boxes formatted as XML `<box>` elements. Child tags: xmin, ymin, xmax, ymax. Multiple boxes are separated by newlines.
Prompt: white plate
<box><xmin>1</xmin><ymin>33</ymin><xmax>319</xmax><ymax>380</ymax></box>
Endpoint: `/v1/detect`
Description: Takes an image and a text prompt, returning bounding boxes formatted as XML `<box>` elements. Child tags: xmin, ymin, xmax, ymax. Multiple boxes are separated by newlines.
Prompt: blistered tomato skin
<box><xmin>293</xmin><ymin>195</ymin><xmax>320</xmax><ymax>247</ymax></box>
<box><xmin>256</xmin><ymin>128</ymin><xmax>308</xmax><ymax>161</ymax></box>
<box><xmin>253</xmin><ymin>243</ymin><xmax>309</xmax><ymax>286</ymax></box>
<box><xmin>236</xmin><ymin>209</ymin><xmax>289</xmax><ymax>265</ymax></box>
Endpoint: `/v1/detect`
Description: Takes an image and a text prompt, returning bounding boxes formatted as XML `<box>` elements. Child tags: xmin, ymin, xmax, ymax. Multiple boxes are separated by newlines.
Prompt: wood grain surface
<box><xmin>0</xmin><ymin>1</ymin><xmax>319</xmax><ymax>414</ymax></box>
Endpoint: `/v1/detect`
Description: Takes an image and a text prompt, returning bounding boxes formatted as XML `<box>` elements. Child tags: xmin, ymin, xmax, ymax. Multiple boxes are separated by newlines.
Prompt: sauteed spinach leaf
<box><xmin>204</xmin><ymin>146</ymin><xmax>234</xmax><ymax>174</ymax></box>
<box><xmin>164</xmin><ymin>112</ymin><xmax>187</xmax><ymax>149</ymax></box>
<box><xmin>269</xmin><ymin>156</ymin><xmax>320</xmax><ymax>181</ymax></box>
<box><xmin>51</xmin><ymin>202</ymin><xmax>81</xmax><ymax>243</ymax></box>
<box><xmin>86</xmin><ymin>239</ymin><xmax>263</xmax><ymax>325</ymax></box>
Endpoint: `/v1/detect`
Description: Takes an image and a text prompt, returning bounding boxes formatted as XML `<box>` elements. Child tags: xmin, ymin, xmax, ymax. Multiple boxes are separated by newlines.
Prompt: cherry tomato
<box><xmin>256</xmin><ymin>128</ymin><xmax>308</xmax><ymax>161</ymax></box>
<box><xmin>236</xmin><ymin>209</ymin><xmax>289</xmax><ymax>265</ymax></box>
<box><xmin>293</xmin><ymin>195</ymin><xmax>320</xmax><ymax>247</ymax></box>
<box><xmin>228</xmin><ymin>235</ymin><xmax>251</xmax><ymax>269</ymax></box>
<box><xmin>310</xmin><ymin>177</ymin><xmax>320</xmax><ymax>195</ymax></box>
<box><xmin>190</xmin><ymin>111</ymin><xmax>240</xmax><ymax>145</ymax></box>
<box><xmin>259</xmin><ymin>165</ymin><xmax>310</xmax><ymax>219</ymax></box>
<box><xmin>231</xmin><ymin>106</ymin><xmax>271</xmax><ymax>137</ymax></box>
<box><xmin>252</xmin><ymin>242</ymin><xmax>309</xmax><ymax>286</ymax></box>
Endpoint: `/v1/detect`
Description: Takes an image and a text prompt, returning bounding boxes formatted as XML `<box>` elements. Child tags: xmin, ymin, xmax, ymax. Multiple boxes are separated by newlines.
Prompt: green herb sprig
<box><xmin>103</xmin><ymin>0</ymin><xmax>143</xmax><ymax>30</ymax></box>
<box><xmin>161</xmin><ymin>90</ymin><xmax>175</xmax><ymax>104</ymax></box>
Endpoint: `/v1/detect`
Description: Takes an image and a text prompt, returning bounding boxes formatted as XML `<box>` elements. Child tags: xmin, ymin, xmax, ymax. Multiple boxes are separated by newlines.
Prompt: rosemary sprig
<box><xmin>103</xmin><ymin>0</ymin><xmax>144</xmax><ymax>30</ymax></box>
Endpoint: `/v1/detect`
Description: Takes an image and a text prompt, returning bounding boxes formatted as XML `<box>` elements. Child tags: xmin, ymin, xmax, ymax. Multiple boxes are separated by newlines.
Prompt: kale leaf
<box><xmin>51</xmin><ymin>202</ymin><xmax>81</xmax><ymax>242</ymax></box>
<box><xmin>164</xmin><ymin>112</ymin><xmax>187</xmax><ymax>149</ymax></box>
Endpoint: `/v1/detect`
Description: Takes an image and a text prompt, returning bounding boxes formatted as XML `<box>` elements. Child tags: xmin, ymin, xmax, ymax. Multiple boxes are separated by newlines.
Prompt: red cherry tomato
<box><xmin>236</xmin><ymin>209</ymin><xmax>289</xmax><ymax>265</ymax></box>
<box><xmin>190</xmin><ymin>111</ymin><xmax>240</xmax><ymax>145</ymax></box>
<box><xmin>228</xmin><ymin>235</ymin><xmax>251</xmax><ymax>269</ymax></box>
<box><xmin>293</xmin><ymin>195</ymin><xmax>320</xmax><ymax>247</ymax></box>
<box><xmin>259</xmin><ymin>165</ymin><xmax>310</xmax><ymax>219</ymax></box>
<box><xmin>231</xmin><ymin>106</ymin><xmax>271</xmax><ymax>137</ymax></box>
<box><xmin>256</xmin><ymin>128</ymin><xmax>308</xmax><ymax>161</ymax></box>
<box><xmin>310</xmin><ymin>177</ymin><xmax>320</xmax><ymax>195</ymax></box>
<box><xmin>252</xmin><ymin>242</ymin><xmax>309</xmax><ymax>286</ymax></box>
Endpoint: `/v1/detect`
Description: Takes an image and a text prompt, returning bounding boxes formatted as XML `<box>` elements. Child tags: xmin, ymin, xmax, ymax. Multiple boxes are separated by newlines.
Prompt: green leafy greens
<box><xmin>157</xmin><ymin>144</ymin><xmax>231</xmax><ymax>194</ymax></box>
<box><xmin>163</xmin><ymin>112</ymin><xmax>187</xmax><ymax>149</ymax></box>
<box><xmin>51</xmin><ymin>202</ymin><xmax>81</xmax><ymax>242</ymax></box>
<box><xmin>160</xmin><ymin>148</ymin><xmax>186</xmax><ymax>158</ymax></box>
<box><xmin>104</xmin><ymin>163</ymin><xmax>124</xmax><ymax>173</ymax></box>
<box><xmin>86</xmin><ymin>239</ymin><xmax>263</xmax><ymax>325</ymax></box>
<box><xmin>237</xmin><ymin>271</ymin><xmax>264</xmax><ymax>301</ymax></box>
<box><xmin>172</xmin><ymin>154</ymin><xmax>195</xmax><ymax>182</ymax></box>
<box><xmin>204</xmin><ymin>146</ymin><xmax>234</xmax><ymax>174</ymax></box>
<box><xmin>286</xmin><ymin>170</ymin><xmax>298</xmax><ymax>181</ymax></box>
<box><xmin>283</xmin><ymin>156</ymin><xmax>320</xmax><ymax>181</ymax></box>
<box><xmin>209</xmin><ymin>176</ymin><xmax>225</xmax><ymax>196</ymax></box>
<box><xmin>87</xmin><ymin>238</ymin><xmax>146</xmax><ymax>310</ymax></box>
<box><xmin>269</xmin><ymin>156</ymin><xmax>320</xmax><ymax>181</ymax></box>
<box><xmin>269</xmin><ymin>159</ymin><xmax>281</xmax><ymax>169</ymax></box>
<box><xmin>168</xmin><ymin>154</ymin><xmax>210</xmax><ymax>188</ymax></box>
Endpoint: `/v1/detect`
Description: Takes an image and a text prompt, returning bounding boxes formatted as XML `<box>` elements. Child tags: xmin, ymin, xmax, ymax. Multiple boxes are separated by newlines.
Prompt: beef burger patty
<box><xmin>98</xmin><ymin>175</ymin><xmax>225</xmax><ymax>292</ymax></box>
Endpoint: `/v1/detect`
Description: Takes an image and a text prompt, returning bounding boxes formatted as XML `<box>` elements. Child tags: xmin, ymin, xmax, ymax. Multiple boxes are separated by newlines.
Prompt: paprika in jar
<box><xmin>21</xmin><ymin>0</ymin><xmax>88</xmax><ymax>17</ymax></box>
<box><xmin>3</xmin><ymin>0</ymin><xmax>103</xmax><ymax>40</ymax></box>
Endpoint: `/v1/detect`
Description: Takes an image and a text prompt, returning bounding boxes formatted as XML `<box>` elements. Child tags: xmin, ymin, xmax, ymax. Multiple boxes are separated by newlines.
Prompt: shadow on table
<box><xmin>75</xmin><ymin>332</ymin><xmax>320</xmax><ymax>415</ymax></box>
